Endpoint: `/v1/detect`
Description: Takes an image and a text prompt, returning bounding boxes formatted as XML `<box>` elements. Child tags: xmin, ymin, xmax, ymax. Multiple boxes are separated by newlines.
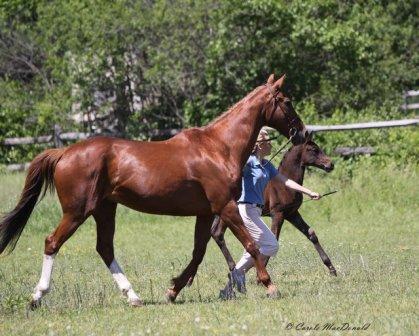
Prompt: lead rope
<box><xmin>262</xmin><ymin>129</ymin><xmax>296</xmax><ymax>166</ymax></box>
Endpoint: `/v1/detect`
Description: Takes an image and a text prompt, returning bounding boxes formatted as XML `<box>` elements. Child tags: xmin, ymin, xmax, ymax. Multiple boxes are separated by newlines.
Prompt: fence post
<box><xmin>53</xmin><ymin>124</ymin><xmax>63</xmax><ymax>148</ymax></box>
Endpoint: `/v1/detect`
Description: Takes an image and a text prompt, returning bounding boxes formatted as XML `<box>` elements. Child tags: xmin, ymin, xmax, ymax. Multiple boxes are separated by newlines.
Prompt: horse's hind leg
<box><xmin>30</xmin><ymin>213</ymin><xmax>86</xmax><ymax>308</ymax></box>
<box><xmin>287</xmin><ymin>211</ymin><xmax>337</xmax><ymax>276</ymax></box>
<box><xmin>166</xmin><ymin>215</ymin><xmax>213</xmax><ymax>302</ymax></box>
<box><xmin>93</xmin><ymin>200</ymin><xmax>142</xmax><ymax>307</ymax></box>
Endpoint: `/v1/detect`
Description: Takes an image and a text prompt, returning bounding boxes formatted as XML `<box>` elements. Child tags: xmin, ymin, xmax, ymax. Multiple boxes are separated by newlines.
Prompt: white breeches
<box><xmin>235</xmin><ymin>203</ymin><xmax>279</xmax><ymax>272</ymax></box>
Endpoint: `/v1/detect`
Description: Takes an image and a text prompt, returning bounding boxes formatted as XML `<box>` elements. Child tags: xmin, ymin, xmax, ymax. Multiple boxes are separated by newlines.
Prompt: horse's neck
<box><xmin>278</xmin><ymin>148</ymin><xmax>305</xmax><ymax>184</ymax></box>
<box><xmin>206</xmin><ymin>98</ymin><xmax>264</xmax><ymax>169</ymax></box>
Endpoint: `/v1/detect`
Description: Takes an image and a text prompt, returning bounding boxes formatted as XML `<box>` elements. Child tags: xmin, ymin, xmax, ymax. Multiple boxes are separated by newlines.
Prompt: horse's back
<box><xmin>53</xmin><ymin>135</ymin><xmax>211</xmax><ymax>216</ymax></box>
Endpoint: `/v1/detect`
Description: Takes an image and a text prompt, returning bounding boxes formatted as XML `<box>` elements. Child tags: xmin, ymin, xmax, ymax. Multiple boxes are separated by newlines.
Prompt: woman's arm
<box><xmin>273</xmin><ymin>172</ymin><xmax>321</xmax><ymax>199</ymax></box>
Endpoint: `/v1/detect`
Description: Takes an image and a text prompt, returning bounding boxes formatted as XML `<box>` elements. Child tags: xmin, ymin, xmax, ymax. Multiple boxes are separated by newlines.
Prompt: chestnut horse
<box><xmin>0</xmin><ymin>74</ymin><xmax>308</xmax><ymax>308</ymax></box>
<box><xmin>211</xmin><ymin>138</ymin><xmax>337</xmax><ymax>296</ymax></box>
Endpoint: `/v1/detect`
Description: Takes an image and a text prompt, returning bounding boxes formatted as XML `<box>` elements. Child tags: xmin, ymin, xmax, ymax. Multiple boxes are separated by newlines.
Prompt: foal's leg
<box><xmin>211</xmin><ymin>216</ymin><xmax>236</xmax><ymax>271</ymax></box>
<box><xmin>30</xmin><ymin>213</ymin><xmax>86</xmax><ymax>308</ymax></box>
<box><xmin>93</xmin><ymin>200</ymin><xmax>142</xmax><ymax>307</ymax></box>
<box><xmin>211</xmin><ymin>216</ymin><xmax>245</xmax><ymax>299</ymax></box>
<box><xmin>220</xmin><ymin>201</ymin><xmax>277</xmax><ymax>297</ymax></box>
<box><xmin>262</xmin><ymin>211</ymin><xmax>285</xmax><ymax>268</ymax></box>
<box><xmin>287</xmin><ymin>211</ymin><xmax>337</xmax><ymax>276</ymax></box>
<box><xmin>271</xmin><ymin>211</ymin><xmax>285</xmax><ymax>241</ymax></box>
<box><xmin>166</xmin><ymin>215</ymin><xmax>213</xmax><ymax>302</ymax></box>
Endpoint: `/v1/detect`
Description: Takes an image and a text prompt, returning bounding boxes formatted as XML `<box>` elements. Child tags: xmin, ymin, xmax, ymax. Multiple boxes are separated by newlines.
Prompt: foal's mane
<box><xmin>279</xmin><ymin>144</ymin><xmax>301</xmax><ymax>168</ymax></box>
<box><xmin>204</xmin><ymin>85</ymin><xmax>266</xmax><ymax>128</ymax></box>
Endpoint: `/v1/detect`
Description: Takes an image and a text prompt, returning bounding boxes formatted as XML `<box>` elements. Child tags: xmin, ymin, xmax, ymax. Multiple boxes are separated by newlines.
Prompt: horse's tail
<box><xmin>0</xmin><ymin>148</ymin><xmax>65</xmax><ymax>255</ymax></box>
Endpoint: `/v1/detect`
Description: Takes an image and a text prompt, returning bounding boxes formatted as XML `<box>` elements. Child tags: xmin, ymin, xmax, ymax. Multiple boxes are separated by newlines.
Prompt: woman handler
<box><xmin>225</xmin><ymin>128</ymin><xmax>320</xmax><ymax>294</ymax></box>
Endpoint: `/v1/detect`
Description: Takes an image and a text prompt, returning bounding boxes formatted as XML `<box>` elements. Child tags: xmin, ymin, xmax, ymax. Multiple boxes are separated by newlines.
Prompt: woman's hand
<box><xmin>309</xmin><ymin>191</ymin><xmax>321</xmax><ymax>200</ymax></box>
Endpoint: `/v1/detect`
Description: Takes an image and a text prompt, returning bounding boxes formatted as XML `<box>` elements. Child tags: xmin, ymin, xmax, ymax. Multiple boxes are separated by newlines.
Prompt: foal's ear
<box><xmin>267</xmin><ymin>74</ymin><xmax>275</xmax><ymax>85</ymax></box>
<box><xmin>273</xmin><ymin>74</ymin><xmax>286</xmax><ymax>90</ymax></box>
<box><xmin>305</xmin><ymin>130</ymin><xmax>314</xmax><ymax>143</ymax></box>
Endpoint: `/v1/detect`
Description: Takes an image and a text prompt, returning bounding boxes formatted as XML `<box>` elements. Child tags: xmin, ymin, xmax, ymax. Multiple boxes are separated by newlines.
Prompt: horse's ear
<box><xmin>267</xmin><ymin>74</ymin><xmax>275</xmax><ymax>85</ymax></box>
<box><xmin>273</xmin><ymin>73</ymin><xmax>286</xmax><ymax>90</ymax></box>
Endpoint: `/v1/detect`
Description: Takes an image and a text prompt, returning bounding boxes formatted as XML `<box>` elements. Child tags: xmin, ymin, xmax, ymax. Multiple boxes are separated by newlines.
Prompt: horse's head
<box><xmin>300</xmin><ymin>135</ymin><xmax>334</xmax><ymax>172</ymax></box>
<box><xmin>262</xmin><ymin>74</ymin><xmax>308</xmax><ymax>145</ymax></box>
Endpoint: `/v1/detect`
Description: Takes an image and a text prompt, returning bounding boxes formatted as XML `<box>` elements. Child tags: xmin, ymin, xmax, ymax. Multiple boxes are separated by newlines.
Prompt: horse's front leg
<box><xmin>166</xmin><ymin>215</ymin><xmax>213</xmax><ymax>302</ymax></box>
<box><xmin>220</xmin><ymin>200</ymin><xmax>277</xmax><ymax>298</ymax></box>
<box><xmin>287</xmin><ymin>211</ymin><xmax>337</xmax><ymax>276</ymax></box>
<box><xmin>186</xmin><ymin>216</ymin><xmax>227</xmax><ymax>286</ymax></box>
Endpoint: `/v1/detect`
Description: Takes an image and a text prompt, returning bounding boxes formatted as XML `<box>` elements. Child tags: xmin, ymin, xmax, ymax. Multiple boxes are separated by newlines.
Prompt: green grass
<box><xmin>0</xmin><ymin>161</ymin><xmax>417</xmax><ymax>335</ymax></box>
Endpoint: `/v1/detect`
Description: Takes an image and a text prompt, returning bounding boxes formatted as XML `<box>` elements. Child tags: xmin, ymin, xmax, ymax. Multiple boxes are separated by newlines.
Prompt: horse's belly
<box><xmin>109</xmin><ymin>180</ymin><xmax>212</xmax><ymax>216</ymax></box>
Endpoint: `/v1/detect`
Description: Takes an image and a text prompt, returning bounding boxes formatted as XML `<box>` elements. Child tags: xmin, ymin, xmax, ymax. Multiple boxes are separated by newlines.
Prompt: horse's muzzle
<box><xmin>324</xmin><ymin>163</ymin><xmax>334</xmax><ymax>172</ymax></box>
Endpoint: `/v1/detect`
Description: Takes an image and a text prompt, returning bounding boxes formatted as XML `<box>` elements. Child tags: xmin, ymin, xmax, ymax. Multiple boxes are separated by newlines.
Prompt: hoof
<box><xmin>28</xmin><ymin>299</ymin><xmax>41</xmax><ymax>310</ymax></box>
<box><xmin>165</xmin><ymin>288</ymin><xmax>178</xmax><ymax>303</ymax></box>
<box><xmin>266</xmin><ymin>284</ymin><xmax>279</xmax><ymax>299</ymax></box>
<box><xmin>128</xmin><ymin>298</ymin><xmax>143</xmax><ymax>307</ymax></box>
<box><xmin>330</xmin><ymin>268</ymin><xmax>337</xmax><ymax>276</ymax></box>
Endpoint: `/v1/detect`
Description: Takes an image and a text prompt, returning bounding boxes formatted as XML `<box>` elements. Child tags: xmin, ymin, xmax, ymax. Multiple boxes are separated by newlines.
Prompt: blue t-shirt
<box><xmin>238</xmin><ymin>155</ymin><xmax>278</xmax><ymax>205</ymax></box>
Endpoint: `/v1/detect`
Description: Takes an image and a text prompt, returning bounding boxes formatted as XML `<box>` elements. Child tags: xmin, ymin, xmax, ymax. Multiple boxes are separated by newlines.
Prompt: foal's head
<box><xmin>261</xmin><ymin>74</ymin><xmax>308</xmax><ymax>145</ymax></box>
<box><xmin>300</xmin><ymin>138</ymin><xmax>334</xmax><ymax>172</ymax></box>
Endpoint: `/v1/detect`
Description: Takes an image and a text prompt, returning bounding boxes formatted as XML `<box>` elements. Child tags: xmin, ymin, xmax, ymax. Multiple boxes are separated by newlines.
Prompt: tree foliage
<box><xmin>0</xmin><ymin>0</ymin><xmax>417</xmax><ymax>163</ymax></box>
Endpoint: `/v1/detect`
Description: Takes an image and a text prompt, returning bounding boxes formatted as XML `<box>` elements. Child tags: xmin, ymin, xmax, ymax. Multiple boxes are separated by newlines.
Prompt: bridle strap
<box><xmin>264</xmin><ymin>84</ymin><xmax>299</xmax><ymax>133</ymax></box>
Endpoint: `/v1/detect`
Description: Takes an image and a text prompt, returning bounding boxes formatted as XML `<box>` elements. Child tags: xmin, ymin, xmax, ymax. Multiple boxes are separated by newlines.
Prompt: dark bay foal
<box><xmin>210</xmin><ymin>139</ymin><xmax>337</xmax><ymax>294</ymax></box>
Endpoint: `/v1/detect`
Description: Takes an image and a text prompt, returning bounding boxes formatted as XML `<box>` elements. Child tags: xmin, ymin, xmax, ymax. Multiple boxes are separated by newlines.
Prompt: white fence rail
<box><xmin>2</xmin><ymin>118</ymin><xmax>418</xmax><ymax>172</ymax></box>
<box><xmin>307</xmin><ymin>118</ymin><xmax>419</xmax><ymax>132</ymax></box>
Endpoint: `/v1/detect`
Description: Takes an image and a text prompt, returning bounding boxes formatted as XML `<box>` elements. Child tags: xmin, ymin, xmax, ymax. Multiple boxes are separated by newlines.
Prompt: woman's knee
<box><xmin>261</xmin><ymin>240</ymin><xmax>279</xmax><ymax>257</ymax></box>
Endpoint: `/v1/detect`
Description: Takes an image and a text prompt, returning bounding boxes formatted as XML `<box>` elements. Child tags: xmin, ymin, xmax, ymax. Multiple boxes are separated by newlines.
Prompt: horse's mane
<box><xmin>204</xmin><ymin>85</ymin><xmax>265</xmax><ymax>128</ymax></box>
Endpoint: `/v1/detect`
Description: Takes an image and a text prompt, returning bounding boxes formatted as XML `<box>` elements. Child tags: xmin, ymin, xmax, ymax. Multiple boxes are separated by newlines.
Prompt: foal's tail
<box><xmin>0</xmin><ymin>149</ymin><xmax>64</xmax><ymax>255</ymax></box>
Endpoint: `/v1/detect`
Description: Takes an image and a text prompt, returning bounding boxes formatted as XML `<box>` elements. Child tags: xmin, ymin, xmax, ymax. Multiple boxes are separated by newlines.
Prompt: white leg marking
<box><xmin>32</xmin><ymin>254</ymin><xmax>56</xmax><ymax>302</ymax></box>
<box><xmin>109</xmin><ymin>259</ymin><xmax>142</xmax><ymax>304</ymax></box>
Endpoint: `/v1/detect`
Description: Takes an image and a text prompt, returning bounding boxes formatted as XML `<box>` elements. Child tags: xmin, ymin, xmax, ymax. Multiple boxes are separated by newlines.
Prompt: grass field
<box><xmin>0</xmin><ymin>160</ymin><xmax>417</xmax><ymax>335</ymax></box>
